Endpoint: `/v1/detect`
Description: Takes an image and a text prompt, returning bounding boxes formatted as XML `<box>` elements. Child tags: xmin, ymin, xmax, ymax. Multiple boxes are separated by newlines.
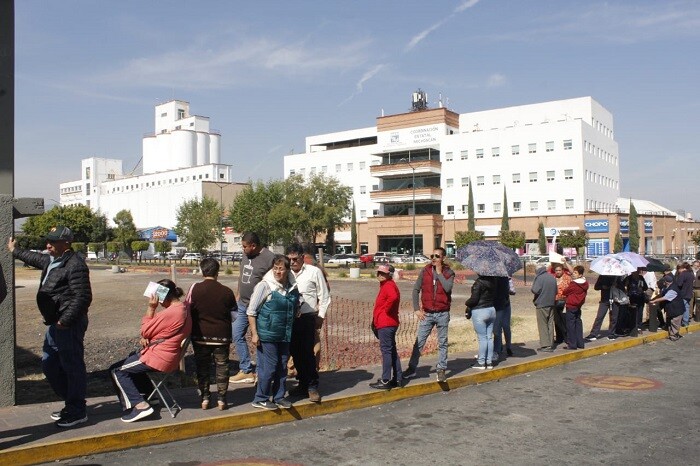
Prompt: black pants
<box><xmin>565</xmin><ymin>308</ymin><xmax>584</xmax><ymax>349</ymax></box>
<box><xmin>290</xmin><ymin>313</ymin><xmax>319</xmax><ymax>390</ymax></box>
<box><xmin>553</xmin><ymin>302</ymin><xmax>567</xmax><ymax>343</ymax></box>
<box><xmin>589</xmin><ymin>301</ymin><xmax>619</xmax><ymax>336</ymax></box>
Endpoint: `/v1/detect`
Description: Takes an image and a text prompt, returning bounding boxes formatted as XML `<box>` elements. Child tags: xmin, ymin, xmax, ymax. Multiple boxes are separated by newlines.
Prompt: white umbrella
<box><xmin>589</xmin><ymin>255</ymin><xmax>637</xmax><ymax>276</ymax></box>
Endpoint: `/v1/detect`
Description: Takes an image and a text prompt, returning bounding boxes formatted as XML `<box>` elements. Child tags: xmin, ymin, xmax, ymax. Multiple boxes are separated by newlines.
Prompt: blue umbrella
<box><xmin>455</xmin><ymin>240</ymin><xmax>522</xmax><ymax>277</ymax></box>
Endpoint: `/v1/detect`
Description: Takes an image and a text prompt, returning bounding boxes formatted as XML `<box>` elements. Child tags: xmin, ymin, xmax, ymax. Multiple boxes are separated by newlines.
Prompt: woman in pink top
<box><xmin>110</xmin><ymin>279</ymin><xmax>191</xmax><ymax>423</ymax></box>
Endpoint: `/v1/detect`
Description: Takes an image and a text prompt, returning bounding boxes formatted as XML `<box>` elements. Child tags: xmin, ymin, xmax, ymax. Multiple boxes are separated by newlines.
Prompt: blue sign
<box><xmin>587</xmin><ymin>239</ymin><xmax>610</xmax><ymax>257</ymax></box>
<box><xmin>584</xmin><ymin>219</ymin><xmax>609</xmax><ymax>233</ymax></box>
<box><xmin>139</xmin><ymin>226</ymin><xmax>178</xmax><ymax>242</ymax></box>
<box><xmin>619</xmin><ymin>219</ymin><xmax>629</xmax><ymax>233</ymax></box>
<box><xmin>644</xmin><ymin>220</ymin><xmax>653</xmax><ymax>233</ymax></box>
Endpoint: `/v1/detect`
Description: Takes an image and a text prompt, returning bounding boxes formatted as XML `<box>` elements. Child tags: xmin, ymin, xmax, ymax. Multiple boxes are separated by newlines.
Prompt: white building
<box><xmin>284</xmin><ymin>95</ymin><xmax>622</xmax><ymax>254</ymax></box>
<box><xmin>59</xmin><ymin>100</ymin><xmax>241</xmax><ymax>230</ymax></box>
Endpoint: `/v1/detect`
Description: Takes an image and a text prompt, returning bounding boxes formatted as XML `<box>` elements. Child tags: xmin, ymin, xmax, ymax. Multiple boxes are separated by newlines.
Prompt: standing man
<box><xmin>8</xmin><ymin>226</ymin><xmax>92</xmax><ymax>427</ymax></box>
<box><xmin>692</xmin><ymin>260</ymin><xmax>700</xmax><ymax>322</ymax></box>
<box><xmin>404</xmin><ymin>247</ymin><xmax>454</xmax><ymax>382</ymax></box>
<box><xmin>676</xmin><ymin>262</ymin><xmax>694</xmax><ymax>327</ymax></box>
<box><xmin>229</xmin><ymin>232</ymin><xmax>275</xmax><ymax>384</ymax></box>
<box><xmin>585</xmin><ymin>275</ymin><xmax>617</xmax><ymax>340</ymax></box>
<box><xmin>286</xmin><ymin>244</ymin><xmax>330</xmax><ymax>403</ymax></box>
<box><xmin>530</xmin><ymin>266</ymin><xmax>557</xmax><ymax>352</ymax></box>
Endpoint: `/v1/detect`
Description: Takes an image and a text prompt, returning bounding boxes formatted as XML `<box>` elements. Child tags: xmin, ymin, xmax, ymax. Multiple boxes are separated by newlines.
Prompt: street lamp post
<box><xmin>405</xmin><ymin>159</ymin><xmax>416</xmax><ymax>265</ymax></box>
<box><xmin>214</xmin><ymin>183</ymin><xmax>226</xmax><ymax>262</ymax></box>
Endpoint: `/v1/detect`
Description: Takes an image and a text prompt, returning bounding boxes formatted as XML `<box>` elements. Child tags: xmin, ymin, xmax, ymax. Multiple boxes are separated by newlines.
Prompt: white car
<box><xmin>327</xmin><ymin>254</ymin><xmax>361</xmax><ymax>265</ymax></box>
<box><xmin>182</xmin><ymin>253</ymin><xmax>201</xmax><ymax>261</ymax></box>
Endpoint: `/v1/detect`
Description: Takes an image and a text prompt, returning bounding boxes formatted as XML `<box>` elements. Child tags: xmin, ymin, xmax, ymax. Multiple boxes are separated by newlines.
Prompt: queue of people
<box><xmin>8</xmin><ymin>224</ymin><xmax>697</xmax><ymax>427</ymax></box>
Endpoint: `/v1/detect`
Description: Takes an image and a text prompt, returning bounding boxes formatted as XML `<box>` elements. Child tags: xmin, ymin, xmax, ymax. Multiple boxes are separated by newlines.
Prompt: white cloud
<box><xmin>405</xmin><ymin>0</ymin><xmax>482</xmax><ymax>51</ymax></box>
<box><xmin>454</xmin><ymin>0</ymin><xmax>481</xmax><ymax>13</ymax></box>
<box><xmin>486</xmin><ymin>73</ymin><xmax>507</xmax><ymax>88</ymax></box>
<box><xmin>356</xmin><ymin>64</ymin><xmax>387</xmax><ymax>92</ymax></box>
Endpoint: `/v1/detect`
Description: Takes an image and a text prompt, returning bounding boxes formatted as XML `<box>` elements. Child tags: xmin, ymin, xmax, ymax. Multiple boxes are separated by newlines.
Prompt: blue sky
<box><xmin>14</xmin><ymin>0</ymin><xmax>700</xmax><ymax>217</ymax></box>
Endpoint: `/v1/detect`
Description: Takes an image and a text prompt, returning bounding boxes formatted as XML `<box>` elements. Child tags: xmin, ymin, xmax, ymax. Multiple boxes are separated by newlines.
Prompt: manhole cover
<box><xmin>199</xmin><ymin>461</ymin><xmax>302</xmax><ymax>466</ymax></box>
<box><xmin>575</xmin><ymin>375</ymin><xmax>662</xmax><ymax>391</ymax></box>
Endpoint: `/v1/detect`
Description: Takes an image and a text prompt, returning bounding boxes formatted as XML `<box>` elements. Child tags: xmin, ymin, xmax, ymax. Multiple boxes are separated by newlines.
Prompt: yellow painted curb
<box><xmin>2</xmin><ymin>323</ymin><xmax>697</xmax><ymax>465</ymax></box>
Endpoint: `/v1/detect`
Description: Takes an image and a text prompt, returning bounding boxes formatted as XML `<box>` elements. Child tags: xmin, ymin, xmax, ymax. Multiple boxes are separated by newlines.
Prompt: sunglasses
<box><xmin>287</xmin><ymin>256</ymin><xmax>303</xmax><ymax>262</ymax></box>
<box><xmin>430</xmin><ymin>254</ymin><xmax>443</xmax><ymax>259</ymax></box>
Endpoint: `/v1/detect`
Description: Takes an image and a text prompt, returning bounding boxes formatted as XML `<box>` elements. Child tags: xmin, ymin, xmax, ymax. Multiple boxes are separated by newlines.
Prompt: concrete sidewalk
<box><xmin>1</xmin><ymin>323</ymin><xmax>697</xmax><ymax>465</ymax></box>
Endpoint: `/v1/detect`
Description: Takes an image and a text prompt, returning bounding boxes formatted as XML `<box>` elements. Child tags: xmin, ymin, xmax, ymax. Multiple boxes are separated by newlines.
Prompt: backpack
<box><xmin>610</xmin><ymin>285</ymin><xmax>629</xmax><ymax>305</ymax></box>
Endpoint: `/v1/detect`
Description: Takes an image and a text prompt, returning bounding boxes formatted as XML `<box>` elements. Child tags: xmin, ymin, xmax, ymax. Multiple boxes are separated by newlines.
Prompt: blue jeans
<box><xmin>232</xmin><ymin>302</ymin><xmax>254</xmax><ymax>373</ymax></box>
<box><xmin>378</xmin><ymin>326</ymin><xmax>402</xmax><ymax>383</ymax></box>
<box><xmin>42</xmin><ymin>314</ymin><xmax>88</xmax><ymax>417</ymax></box>
<box><xmin>471</xmin><ymin>307</ymin><xmax>496</xmax><ymax>365</ymax></box>
<box><xmin>493</xmin><ymin>304</ymin><xmax>512</xmax><ymax>355</ymax></box>
<box><xmin>682</xmin><ymin>299</ymin><xmax>690</xmax><ymax>326</ymax></box>
<box><xmin>408</xmin><ymin>311</ymin><xmax>450</xmax><ymax>370</ymax></box>
<box><xmin>253</xmin><ymin>341</ymin><xmax>289</xmax><ymax>403</ymax></box>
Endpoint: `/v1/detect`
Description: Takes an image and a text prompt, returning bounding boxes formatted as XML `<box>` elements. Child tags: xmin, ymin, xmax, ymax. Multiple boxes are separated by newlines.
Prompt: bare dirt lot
<box><xmin>13</xmin><ymin>264</ymin><xmax>602</xmax><ymax>405</ymax></box>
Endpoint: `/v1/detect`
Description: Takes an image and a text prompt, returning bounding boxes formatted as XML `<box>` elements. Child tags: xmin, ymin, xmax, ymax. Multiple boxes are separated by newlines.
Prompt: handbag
<box><xmin>610</xmin><ymin>286</ymin><xmax>630</xmax><ymax>305</ymax></box>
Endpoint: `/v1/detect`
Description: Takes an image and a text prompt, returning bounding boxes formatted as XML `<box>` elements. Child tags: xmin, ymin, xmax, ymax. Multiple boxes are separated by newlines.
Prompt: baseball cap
<box><xmin>45</xmin><ymin>225</ymin><xmax>74</xmax><ymax>242</ymax></box>
<box><xmin>377</xmin><ymin>264</ymin><xmax>395</xmax><ymax>275</ymax></box>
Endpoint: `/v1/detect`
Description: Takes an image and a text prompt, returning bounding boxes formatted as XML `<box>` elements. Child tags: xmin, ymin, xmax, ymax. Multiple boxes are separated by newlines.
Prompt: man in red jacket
<box><xmin>404</xmin><ymin>247</ymin><xmax>454</xmax><ymax>382</ymax></box>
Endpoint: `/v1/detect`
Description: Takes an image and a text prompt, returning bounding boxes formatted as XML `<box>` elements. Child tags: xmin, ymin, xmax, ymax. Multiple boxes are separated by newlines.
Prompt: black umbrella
<box><xmin>643</xmin><ymin>256</ymin><xmax>669</xmax><ymax>273</ymax></box>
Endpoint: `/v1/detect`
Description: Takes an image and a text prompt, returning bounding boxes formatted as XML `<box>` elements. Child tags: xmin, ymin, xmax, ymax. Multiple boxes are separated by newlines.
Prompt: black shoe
<box><xmin>607</xmin><ymin>333</ymin><xmax>618</xmax><ymax>340</ymax></box>
<box><xmin>274</xmin><ymin>398</ymin><xmax>293</xmax><ymax>409</ymax></box>
<box><xmin>538</xmin><ymin>347</ymin><xmax>554</xmax><ymax>353</ymax></box>
<box><xmin>369</xmin><ymin>379</ymin><xmax>392</xmax><ymax>390</ymax></box>
<box><xmin>506</xmin><ymin>348</ymin><xmax>513</xmax><ymax>357</ymax></box>
<box><xmin>50</xmin><ymin>408</ymin><xmax>67</xmax><ymax>421</ymax></box>
<box><xmin>402</xmin><ymin>367</ymin><xmax>417</xmax><ymax>379</ymax></box>
<box><xmin>55</xmin><ymin>412</ymin><xmax>88</xmax><ymax>428</ymax></box>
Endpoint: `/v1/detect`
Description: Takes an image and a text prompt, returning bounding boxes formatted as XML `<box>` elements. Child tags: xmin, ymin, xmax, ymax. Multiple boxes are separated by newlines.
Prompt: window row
<box><xmin>445</xmin><ymin>169</ymin><xmax>574</xmax><ymax>187</ymax></box>
<box><xmin>585</xmin><ymin>170</ymin><xmax>618</xmax><ymax>189</ymax></box>
<box><xmin>584</xmin><ymin>141</ymin><xmax>616</xmax><ymax>164</ymax></box>
<box><xmin>446</xmin><ymin>199</ymin><xmax>575</xmax><ymax>215</ymax></box>
<box><xmin>290</xmin><ymin>161</ymin><xmax>367</xmax><ymax>177</ymax></box>
<box><xmin>592</xmin><ymin>118</ymin><xmax>613</xmax><ymax>139</ymax></box>
<box><xmin>443</xmin><ymin>139</ymin><xmax>572</xmax><ymax>161</ymax></box>
<box><xmin>105</xmin><ymin>173</ymin><xmax>214</xmax><ymax>194</ymax></box>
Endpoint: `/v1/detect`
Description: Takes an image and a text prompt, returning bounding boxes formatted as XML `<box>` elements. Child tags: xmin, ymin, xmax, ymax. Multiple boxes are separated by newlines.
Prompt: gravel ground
<box><xmin>13</xmin><ymin>263</ymin><xmax>601</xmax><ymax>405</ymax></box>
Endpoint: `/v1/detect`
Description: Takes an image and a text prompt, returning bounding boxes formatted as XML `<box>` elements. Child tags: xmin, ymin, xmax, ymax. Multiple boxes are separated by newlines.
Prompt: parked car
<box><xmin>327</xmin><ymin>254</ymin><xmax>361</xmax><ymax>265</ymax></box>
<box><xmin>182</xmin><ymin>252</ymin><xmax>202</xmax><ymax>261</ymax></box>
<box><xmin>360</xmin><ymin>253</ymin><xmax>374</xmax><ymax>265</ymax></box>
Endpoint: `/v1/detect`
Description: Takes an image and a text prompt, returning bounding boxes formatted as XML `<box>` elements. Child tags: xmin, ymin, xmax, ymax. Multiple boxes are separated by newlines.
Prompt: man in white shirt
<box><xmin>285</xmin><ymin>244</ymin><xmax>331</xmax><ymax>403</ymax></box>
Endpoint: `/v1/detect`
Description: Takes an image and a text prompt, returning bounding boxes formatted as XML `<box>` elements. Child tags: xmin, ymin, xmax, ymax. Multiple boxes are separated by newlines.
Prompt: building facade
<box><xmin>285</xmin><ymin>95</ymin><xmax>697</xmax><ymax>257</ymax></box>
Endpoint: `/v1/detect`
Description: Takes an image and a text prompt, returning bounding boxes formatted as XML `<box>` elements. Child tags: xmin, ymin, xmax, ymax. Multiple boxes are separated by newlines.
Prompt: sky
<box><xmin>13</xmin><ymin>0</ymin><xmax>700</xmax><ymax>217</ymax></box>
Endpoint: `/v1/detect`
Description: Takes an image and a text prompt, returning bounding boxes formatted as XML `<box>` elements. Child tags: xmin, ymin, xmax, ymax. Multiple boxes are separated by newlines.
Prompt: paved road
<box><xmin>54</xmin><ymin>332</ymin><xmax>699</xmax><ymax>466</ymax></box>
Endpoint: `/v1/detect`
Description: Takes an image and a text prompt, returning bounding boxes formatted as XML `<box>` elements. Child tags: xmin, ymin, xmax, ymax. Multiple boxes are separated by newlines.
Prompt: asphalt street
<box><xmin>53</xmin><ymin>332</ymin><xmax>699</xmax><ymax>466</ymax></box>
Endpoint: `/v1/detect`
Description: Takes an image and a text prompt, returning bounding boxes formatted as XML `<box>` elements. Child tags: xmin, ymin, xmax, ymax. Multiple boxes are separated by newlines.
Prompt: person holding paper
<box><xmin>110</xmin><ymin>279</ymin><xmax>191</xmax><ymax>422</ymax></box>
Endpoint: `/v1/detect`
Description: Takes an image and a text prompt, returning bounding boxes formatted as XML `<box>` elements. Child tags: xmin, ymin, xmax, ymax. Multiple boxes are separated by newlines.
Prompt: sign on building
<box><xmin>584</xmin><ymin>219</ymin><xmax>609</xmax><ymax>233</ymax></box>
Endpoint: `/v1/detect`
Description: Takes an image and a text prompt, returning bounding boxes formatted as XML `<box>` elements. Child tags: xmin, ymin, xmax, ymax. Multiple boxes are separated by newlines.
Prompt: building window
<box><xmin>85</xmin><ymin>167</ymin><xmax>91</xmax><ymax>180</ymax></box>
<box><xmin>219</xmin><ymin>173</ymin><xmax>224</xmax><ymax>179</ymax></box>
<box><xmin>477</xmin><ymin>203</ymin><xmax>485</xmax><ymax>213</ymax></box>
<box><xmin>300</xmin><ymin>168</ymin><xmax>306</xmax><ymax>176</ymax></box>
<box><xmin>178</xmin><ymin>109</ymin><xmax>185</xmax><ymax>119</ymax></box>
<box><xmin>461</xmin><ymin>177</ymin><xmax>469</xmax><ymax>187</ymax></box>
<box><xmin>460</xmin><ymin>150</ymin><xmax>468</xmax><ymax>160</ymax></box>
<box><xmin>360</xmin><ymin>210</ymin><xmax>367</xmax><ymax>218</ymax></box>
<box><xmin>529</xmin><ymin>172</ymin><xmax>538</xmax><ymax>182</ymax></box>
<box><xmin>476</xmin><ymin>149</ymin><xmax>484</xmax><ymax>159</ymax></box>
<box><xmin>461</xmin><ymin>204</ymin><xmax>468</xmax><ymax>213</ymax></box>
<box><xmin>372</xmin><ymin>209</ymin><xmax>379</xmax><ymax>216</ymax></box>
<box><xmin>493</xmin><ymin>202</ymin><xmax>501</xmax><ymax>213</ymax></box>
<box><xmin>493</xmin><ymin>175</ymin><xmax>500</xmax><ymax>185</ymax></box>
<box><xmin>336</xmin><ymin>164</ymin><xmax>341</xmax><ymax>173</ymax></box>
<box><xmin>160</xmin><ymin>112</ymin><xmax>167</xmax><ymax>117</ymax></box>
<box><xmin>310</xmin><ymin>167</ymin><xmax>316</xmax><ymax>175</ymax></box>
<box><xmin>447</xmin><ymin>205</ymin><xmax>455</xmax><ymax>215</ymax></box>
<box><xmin>477</xmin><ymin>176</ymin><xmax>485</xmax><ymax>186</ymax></box>
<box><xmin>548</xmin><ymin>200</ymin><xmax>556</xmax><ymax>210</ymax></box>
<box><xmin>492</xmin><ymin>147</ymin><xmax>500</xmax><ymax>157</ymax></box>
<box><xmin>347</xmin><ymin>163</ymin><xmax>353</xmax><ymax>171</ymax></box>
<box><xmin>321</xmin><ymin>166</ymin><xmax>327</xmax><ymax>173</ymax></box>
<box><xmin>205</xmin><ymin>174</ymin><xmax>209</xmax><ymax>178</ymax></box>
<box><xmin>565</xmin><ymin>169</ymin><xmax>573</xmax><ymax>179</ymax></box>
<box><xmin>512</xmin><ymin>173</ymin><xmax>521</xmax><ymax>184</ymax></box>
<box><xmin>359</xmin><ymin>161</ymin><xmax>366</xmax><ymax>170</ymax></box>
<box><xmin>446</xmin><ymin>178</ymin><xmax>454</xmax><ymax>188</ymax></box>
<box><xmin>445</xmin><ymin>152</ymin><xmax>453</xmax><ymax>162</ymax></box>
<box><xmin>86</xmin><ymin>183</ymin><xmax>90</xmax><ymax>193</ymax></box>
<box><xmin>175</xmin><ymin>125</ymin><xmax>182</xmax><ymax>130</ymax></box>
<box><xmin>546</xmin><ymin>141</ymin><xmax>554</xmax><ymax>152</ymax></box>
<box><xmin>565</xmin><ymin>199</ymin><xmax>574</xmax><ymax>209</ymax></box>
<box><xmin>547</xmin><ymin>170</ymin><xmax>555</xmax><ymax>181</ymax></box>
<box><xmin>564</xmin><ymin>139</ymin><xmax>572</xmax><ymax>150</ymax></box>
<box><xmin>528</xmin><ymin>143</ymin><xmax>536</xmax><ymax>154</ymax></box>
<box><xmin>513</xmin><ymin>201</ymin><xmax>521</xmax><ymax>212</ymax></box>
<box><xmin>511</xmin><ymin>145</ymin><xmax>519</xmax><ymax>155</ymax></box>
<box><xmin>530</xmin><ymin>201</ymin><xmax>538</xmax><ymax>211</ymax></box>
<box><xmin>372</xmin><ymin>184</ymin><xmax>379</xmax><ymax>191</ymax></box>
<box><xmin>360</xmin><ymin>186</ymin><xmax>366</xmax><ymax>194</ymax></box>
<box><xmin>107</xmin><ymin>173</ymin><xmax>115</xmax><ymax>180</ymax></box>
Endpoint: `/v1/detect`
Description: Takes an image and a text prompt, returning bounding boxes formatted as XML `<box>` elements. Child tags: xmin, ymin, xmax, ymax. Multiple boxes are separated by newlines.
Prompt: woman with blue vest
<box><xmin>247</xmin><ymin>255</ymin><xmax>301</xmax><ymax>410</ymax></box>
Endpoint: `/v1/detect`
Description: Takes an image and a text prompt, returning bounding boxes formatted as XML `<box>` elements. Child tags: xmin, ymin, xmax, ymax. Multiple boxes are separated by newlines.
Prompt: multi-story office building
<box><xmin>285</xmin><ymin>95</ymin><xmax>697</xmax><ymax>256</ymax></box>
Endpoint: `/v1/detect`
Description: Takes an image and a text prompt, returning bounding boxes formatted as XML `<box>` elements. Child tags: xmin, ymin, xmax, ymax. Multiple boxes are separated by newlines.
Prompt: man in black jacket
<box><xmin>8</xmin><ymin>226</ymin><xmax>92</xmax><ymax>427</ymax></box>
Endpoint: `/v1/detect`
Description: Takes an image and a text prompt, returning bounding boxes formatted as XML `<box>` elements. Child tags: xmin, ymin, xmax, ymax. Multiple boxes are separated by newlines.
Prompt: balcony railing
<box><xmin>369</xmin><ymin>159</ymin><xmax>441</xmax><ymax>178</ymax></box>
<box><xmin>370</xmin><ymin>187</ymin><xmax>442</xmax><ymax>203</ymax></box>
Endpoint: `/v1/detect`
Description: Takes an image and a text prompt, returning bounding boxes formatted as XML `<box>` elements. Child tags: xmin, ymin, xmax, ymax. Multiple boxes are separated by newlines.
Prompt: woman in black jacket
<box><xmin>465</xmin><ymin>275</ymin><xmax>499</xmax><ymax>370</ymax></box>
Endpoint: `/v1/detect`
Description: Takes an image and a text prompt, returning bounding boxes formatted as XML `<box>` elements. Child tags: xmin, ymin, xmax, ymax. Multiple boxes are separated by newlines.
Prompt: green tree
<box><xmin>88</xmin><ymin>242</ymin><xmax>104</xmax><ymax>258</ymax></box>
<box><xmin>112</xmin><ymin>210</ymin><xmax>138</xmax><ymax>254</ymax></box>
<box><xmin>614</xmin><ymin>232</ymin><xmax>623</xmax><ymax>253</ymax></box>
<box><xmin>72</xmin><ymin>242</ymin><xmax>87</xmax><ymax>254</ymax></box>
<box><xmin>350</xmin><ymin>201</ymin><xmax>357</xmax><ymax>254</ymax></box>
<box><xmin>131</xmin><ymin>240</ymin><xmax>151</xmax><ymax>262</ymax></box>
<box><xmin>175</xmin><ymin>196</ymin><xmax>221</xmax><ymax>253</ymax></box>
<box><xmin>558</xmin><ymin>231</ymin><xmax>588</xmax><ymax>257</ymax></box>
<box><xmin>15</xmin><ymin>234</ymin><xmax>44</xmax><ymax>250</ymax></box>
<box><xmin>455</xmin><ymin>230</ymin><xmax>484</xmax><ymax>248</ymax></box>
<box><xmin>467</xmin><ymin>179</ymin><xmax>475</xmax><ymax>231</ymax></box>
<box><xmin>154</xmin><ymin>240</ymin><xmax>172</xmax><ymax>259</ymax></box>
<box><xmin>22</xmin><ymin>204</ymin><xmax>109</xmax><ymax>243</ymax></box>
<box><xmin>538</xmin><ymin>222</ymin><xmax>547</xmax><ymax>254</ymax></box>
<box><xmin>499</xmin><ymin>230</ymin><xmax>525</xmax><ymax>250</ymax></box>
<box><xmin>229</xmin><ymin>179</ymin><xmax>286</xmax><ymax>246</ymax></box>
<box><xmin>501</xmin><ymin>187</ymin><xmax>510</xmax><ymax>232</ymax></box>
<box><xmin>691</xmin><ymin>231</ymin><xmax>700</xmax><ymax>247</ymax></box>
<box><xmin>628</xmin><ymin>202</ymin><xmax>639</xmax><ymax>253</ymax></box>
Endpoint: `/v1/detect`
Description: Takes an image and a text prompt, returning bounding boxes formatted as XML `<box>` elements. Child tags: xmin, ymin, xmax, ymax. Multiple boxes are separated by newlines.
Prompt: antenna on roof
<box><xmin>438</xmin><ymin>93</ymin><xmax>443</xmax><ymax>108</ymax></box>
<box><xmin>411</xmin><ymin>89</ymin><xmax>428</xmax><ymax>112</ymax></box>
